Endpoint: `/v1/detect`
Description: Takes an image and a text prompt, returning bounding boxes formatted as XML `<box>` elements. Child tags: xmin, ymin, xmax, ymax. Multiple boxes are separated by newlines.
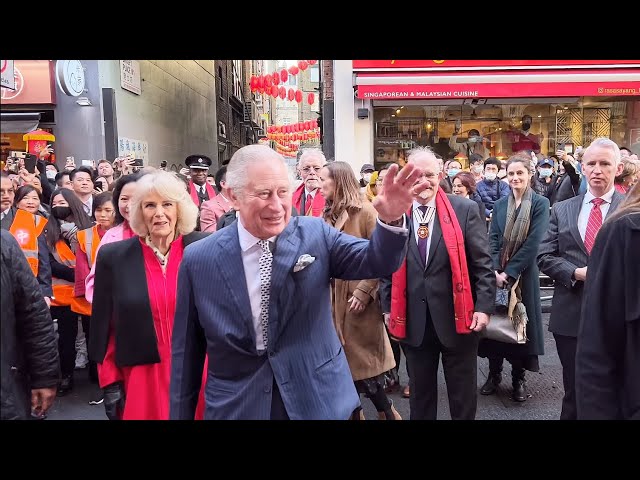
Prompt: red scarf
<box><xmin>389</xmin><ymin>188</ymin><xmax>475</xmax><ymax>339</ymax></box>
<box><xmin>189</xmin><ymin>181</ymin><xmax>216</xmax><ymax>206</ymax></box>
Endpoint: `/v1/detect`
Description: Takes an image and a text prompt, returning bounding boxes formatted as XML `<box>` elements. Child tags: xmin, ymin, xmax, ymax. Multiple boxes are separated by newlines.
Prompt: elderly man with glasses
<box><xmin>292</xmin><ymin>148</ymin><xmax>326</xmax><ymax>217</ymax></box>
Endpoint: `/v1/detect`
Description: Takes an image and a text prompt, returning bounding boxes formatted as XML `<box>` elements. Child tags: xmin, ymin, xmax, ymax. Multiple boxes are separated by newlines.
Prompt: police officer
<box><xmin>185</xmin><ymin>155</ymin><xmax>216</xmax><ymax>231</ymax></box>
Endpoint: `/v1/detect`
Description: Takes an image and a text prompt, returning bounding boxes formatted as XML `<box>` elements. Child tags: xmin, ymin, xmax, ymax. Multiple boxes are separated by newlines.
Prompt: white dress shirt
<box><xmin>411</xmin><ymin>198</ymin><xmax>436</xmax><ymax>266</ymax></box>
<box><xmin>237</xmin><ymin>216</ymin><xmax>277</xmax><ymax>352</ymax></box>
<box><xmin>577</xmin><ymin>187</ymin><xmax>615</xmax><ymax>241</ymax></box>
<box><xmin>237</xmin><ymin>213</ymin><xmax>407</xmax><ymax>351</ymax></box>
<box><xmin>81</xmin><ymin>196</ymin><xmax>93</xmax><ymax>217</ymax></box>
<box><xmin>1</xmin><ymin>208</ymin><xmax>10</xmax><ymax>221</ymax></box>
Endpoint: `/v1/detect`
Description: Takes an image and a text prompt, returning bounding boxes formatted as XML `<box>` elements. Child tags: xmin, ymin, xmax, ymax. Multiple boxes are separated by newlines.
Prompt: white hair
<box><xmin>128</xmin><ymin>170</ymin><xmax>198</xmax><ymax>237</ymax></box>
<box><xmin>226</xmin><ymin>144</ymin><xmax>288</xmax><ymax>194</ymax></box>
<box><xmin>298</xmin><ymin>147</ymin><xmax>327</xmax><ymax>167</ymax></box>
<box><xmin>584</xmin><ymin>138</ymin><xmax>621</xmax><ymax>165</ymax></box>
<box><xmin>407</xmin><ymin>146</ymin><xmax>442</xmax><ymax>171</ymax></box>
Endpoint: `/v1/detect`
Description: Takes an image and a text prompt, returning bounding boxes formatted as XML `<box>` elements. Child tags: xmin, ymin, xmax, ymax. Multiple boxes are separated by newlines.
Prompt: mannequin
<box><xmin>507</xmin><ymin>115</ymin><xmax>542</xmax><ymax>154</ymax></box>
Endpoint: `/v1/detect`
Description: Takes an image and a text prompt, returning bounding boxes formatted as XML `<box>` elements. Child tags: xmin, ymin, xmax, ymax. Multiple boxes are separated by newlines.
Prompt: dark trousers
<box><xmin>51</xmin><ymin>306</ymin><xmax>78</xmax><ymax>378</ymax></box>
<box><xmin>389</xmin><ymin>333</ymin><xmax>410</xmax><ymax>380</ymax></box>
<box><xmin>79</xmin><ymin>314</ymin><xmax>98</xmax><ymax>383</ymax></box>
<box><xmin>270</xmin><ymin>378</ymin><xmax>289</xmax><ymax>420</ymax></box>
<box><xmin>404</xmin><ymin>322</ymin><xmax>478</xmax><ymax>420</ymax></box>
<box><xmin>488</xmin><ymin>356</ymin><xmax>526</xmax><ymax>383</ymax></box>
<box><xmin>554</xmin><ymin>333</ymin><xmax>577</xmax><ymax>420</ymax></box>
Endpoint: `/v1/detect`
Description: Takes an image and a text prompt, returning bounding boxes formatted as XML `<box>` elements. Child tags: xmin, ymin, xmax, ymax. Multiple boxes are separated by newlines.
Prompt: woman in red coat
<box><xmin>89</xmin><ymin>171</ymin><xmax>208</xmax><ymax>420</ymax></box>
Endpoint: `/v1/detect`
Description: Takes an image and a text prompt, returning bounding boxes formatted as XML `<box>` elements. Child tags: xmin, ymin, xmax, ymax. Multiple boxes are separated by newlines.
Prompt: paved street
<box><xmin>47</xmin><ymin>311</ymin><xmax>561</xmax><ymax>421</ymax></box>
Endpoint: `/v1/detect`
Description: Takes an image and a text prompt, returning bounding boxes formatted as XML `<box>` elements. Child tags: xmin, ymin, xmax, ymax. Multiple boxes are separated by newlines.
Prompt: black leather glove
<box><xmin>103</xmin><ymin>382</ymin><xmax>126</xmax><ymax>420</ymax></box>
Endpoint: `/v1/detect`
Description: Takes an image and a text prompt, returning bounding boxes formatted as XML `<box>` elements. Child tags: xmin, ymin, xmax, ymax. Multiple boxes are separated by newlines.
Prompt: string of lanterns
<box><xmin>250</xmin><ymin>60</ymin><xmax>317</xmax><ymax>105</ymax></box>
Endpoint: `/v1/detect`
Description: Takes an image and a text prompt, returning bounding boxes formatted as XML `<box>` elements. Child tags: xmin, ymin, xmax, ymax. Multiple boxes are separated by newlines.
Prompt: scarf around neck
<box><xmin>388</xmin><ymin>188</ymin><xmax>475</xmax><ymax>339</ymax></box>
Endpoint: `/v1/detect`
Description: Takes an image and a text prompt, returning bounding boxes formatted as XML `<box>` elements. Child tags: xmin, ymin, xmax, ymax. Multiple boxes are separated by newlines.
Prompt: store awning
<box><xmin>354</xmin><ymin>68</ymin><xmax>640</xmax><ymax>100</ymax></box>
<box><xmin>0</xmin><ymin>112</ymin><xmax>40</xmax><ymax>133</ymax></box>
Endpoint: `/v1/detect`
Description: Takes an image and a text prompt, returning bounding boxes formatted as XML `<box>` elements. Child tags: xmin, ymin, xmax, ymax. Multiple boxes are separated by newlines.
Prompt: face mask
<box><xmin>52</xmin><ymin>206</ymin><xmax>72</xmax><ymax>220</ymax></box>
<box><xmin>363</xmin><ymin>173</ymin><xmax>372</xmax><ymax>183</ymax></box>
<box><xmin>468</xmin><ymin>136</ymin><xmax>479</xmax><ymax>143</ymax></box>
<box><xmin>497</xmin><ymin>170</ymin><xmax>507</xmax><ymax>179</ymax></box>
<box><xmin>522</xmin><ymin>122</ymin><xmax>531</xmax><ymax>131</ymax></box>
<box><xmin>484</xmin><ymin>172</ymin><xmax>497</xmax><ymax>181</ymax></box>
<box><xmin>473</xmin><ymin>166</ymin><xmax>484</xmax><ymax>174</ymax></box>
<box><xmin>46</xmin><ymin>171</ymin><xmax>57</xmax><ymax>180</ymax></box>
<box><xmin>539</xmin><ymin>168</ymin><xmax>553</xmax><ymax>178</ymax></box>
<box><xmin>448</xmin><ymin>168</ymin><xmax>460</xmax><ymax>178</ymax></box>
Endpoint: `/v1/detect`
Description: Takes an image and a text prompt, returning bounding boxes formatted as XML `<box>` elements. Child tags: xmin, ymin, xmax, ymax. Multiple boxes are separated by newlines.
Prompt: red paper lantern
<box><xmin>264</xmin><ymin>75</ymin><xmax>272</xmax><ymax>88</ymax></box>
<box><xmin>271</xmin><ymin>85</ymin><xmax>278</xmax><ymax>97</ymax></box>
<box><xmin>288</xmin><ymin>65</ymin><xmax>299</xmax><ymax>76</ymax></box>
<box><xmin>257</xmin><ymin>76</ymin><xmax>264</xmax><ymax>89</ymax></box>
<box><xmin>250</xmin><ymin>76</ymin><xmax>258</xmax><ymax>91</ymax></box>
<box><xmin>278</xmin><ymin>86</ymin><xmax>286</xmax><ymax>99</ymax></box>
<box><xmin>298</xmin><ymin>60</ymin><xmax>308</xmax><ymax>71</ymax></box>
<box><xmin>280</xmin><ymin>69</ymin><xmax>288</xmax><ymax>83</ymax></box>
<box><xmin>304</xmin><ymin>121</ymin><xmax>310</xmax><ymax>130</ymax></box>
<box><xmin>308</xmin><ymin>60</ymin><xmax>317</xmax><ymax>65</ymax></box>
<box><xmin>287</xmin><ymin>88</ymin><xmax>295</xmax><ymax>101</ymax></box>
<box><xmin>272</xmin><ymin>72</ymin><xmax>280</xmax><ymax>85</ymax></box>
<box><xmin>295</xmin><ymin>90</ymin><xmax>303</xmax><ymax>103</ymax></box>
<box><xmin>307</xmin><ymin>92</ymin><xmax>315</xmax><ymax>105</ymax></box>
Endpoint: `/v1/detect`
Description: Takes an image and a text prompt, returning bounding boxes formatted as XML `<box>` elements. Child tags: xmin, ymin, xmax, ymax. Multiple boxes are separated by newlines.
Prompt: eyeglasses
<box><xmin>301</xmin><ymin>166</ymin><xmax>322</xmax><ymax>174</ymax></box>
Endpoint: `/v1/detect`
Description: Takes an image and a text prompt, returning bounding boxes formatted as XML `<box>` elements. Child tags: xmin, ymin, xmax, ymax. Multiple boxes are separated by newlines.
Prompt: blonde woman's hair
<box><xmin>128</xmin><ymin>170</ymin><xmax>198</xmax><ymax>237</ymax></box>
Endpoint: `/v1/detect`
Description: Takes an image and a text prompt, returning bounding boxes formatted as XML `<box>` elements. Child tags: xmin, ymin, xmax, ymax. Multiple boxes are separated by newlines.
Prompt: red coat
<box><xmin>292</xmin><ymin>184</ymin><xmax>325</xmax><ymax>217</ymax></box>
<box><xmin>199</xmin><ymin>194</ymin><xmax>232</xmax><ymax>232</ymax></box>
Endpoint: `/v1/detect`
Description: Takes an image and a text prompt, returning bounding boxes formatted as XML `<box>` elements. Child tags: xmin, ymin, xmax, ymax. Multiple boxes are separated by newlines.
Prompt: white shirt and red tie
<box><xmin>577</xmin><ymin>187</ymin><xmax>615</xmax><ymax>254</ymax></box>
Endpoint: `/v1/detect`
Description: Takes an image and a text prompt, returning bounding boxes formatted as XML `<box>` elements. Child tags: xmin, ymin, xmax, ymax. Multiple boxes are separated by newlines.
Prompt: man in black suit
<box><xmin>538</xmin><ymin>137</ymin><xmax>625</xmax><ymax>420</ymax></box>
<box><xmin>379</xmin><ymin>147</ymin><xmax>495</xmax><ymax>420</ymax></box>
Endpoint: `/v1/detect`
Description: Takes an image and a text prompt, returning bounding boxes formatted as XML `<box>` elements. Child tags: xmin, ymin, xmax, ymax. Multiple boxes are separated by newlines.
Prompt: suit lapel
<box><xmin>216</xmin><ymin>224</ymin><xmax>254</xmax><ymax>333</ymax></box>
<box><xmin>608</xmin><ymin>191</ymin><xmax>624</xmax><ymax>218</ymax></box>
<box><xmin>425</xmin><ymin>214</ymin><xmax>443</xmax><ymax>273</ymax></box>
<box><xmin>407</xmin><ymin>219</ymin><xmax>424</xmax><ymax>269</ymax></box>
<box><xmin>271</xmin><ymin>219</ymin><xmax>301</xmax><ymax>339</ymax></box>
<box><xmin>568</xmin><ymin>194</ymin><xmax>588</xmax><ymax>256</ymax></box>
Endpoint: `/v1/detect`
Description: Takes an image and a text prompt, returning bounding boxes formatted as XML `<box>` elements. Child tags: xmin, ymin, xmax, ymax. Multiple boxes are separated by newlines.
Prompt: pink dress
<box><xmin>97</xmin><ymin>236</ymin><xmax>206</xmax><ymax>420</ymax></box>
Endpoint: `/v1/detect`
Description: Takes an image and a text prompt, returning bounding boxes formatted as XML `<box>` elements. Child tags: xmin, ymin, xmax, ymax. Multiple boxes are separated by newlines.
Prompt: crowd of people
<box><xmin>1</xmin><ymin>138</ymin><xmax>638</xmax><ymax>420</ymax></box>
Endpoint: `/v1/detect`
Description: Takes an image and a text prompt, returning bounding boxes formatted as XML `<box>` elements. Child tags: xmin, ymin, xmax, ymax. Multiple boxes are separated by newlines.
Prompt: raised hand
<box><xmin>372</xmin><ymin>163</ymin><xmax>428</xmax><ymax>223</ymax></box>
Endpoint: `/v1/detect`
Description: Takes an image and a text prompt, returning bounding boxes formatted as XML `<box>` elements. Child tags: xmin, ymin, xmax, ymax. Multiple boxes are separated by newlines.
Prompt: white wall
<box><xmin>98</xmin><ymin>60</ymin><xmax>218</xmax><ymax>169</ymax></box>
<box><xmin>333</xmin><ymin>60</ymin><xmax>373</xmax><ymax>175</ymax></box>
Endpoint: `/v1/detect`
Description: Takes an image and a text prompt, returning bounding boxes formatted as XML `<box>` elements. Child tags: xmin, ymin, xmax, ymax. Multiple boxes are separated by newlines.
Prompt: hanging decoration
<box><xmin>307</xmin><ymin>92</ymin><xmax>315</xmax><ymax>105</ymax></box>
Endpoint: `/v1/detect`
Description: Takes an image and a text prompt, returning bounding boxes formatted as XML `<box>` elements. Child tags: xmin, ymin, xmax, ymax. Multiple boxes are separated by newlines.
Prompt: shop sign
<box><xmin>0</xmin><ymin>60</ymin><xmax>56</xmax><ymax>105</ymax></box>
<box><xmin>120</xmin><ymin>60</ymin><xmax>141</xmax><ymax>95</ymax></box>
<box><xmin>1</xmin><ymin>60</ymin><xmax>15</xmax><ymax>90</ymax></box>
<box><xmin>353</xmin><ymin>60</ymin><xmax>640</xmax><ymax>71</ymax></box>
<box><xmin>56</xmin><ymin>60</ymin><xmax>86</xmax><ymax>97</ymax></box>
<box><xmin>356</xmin><ymin>81</ymin><xmax>640</xmax><ymax>99</ymax></box>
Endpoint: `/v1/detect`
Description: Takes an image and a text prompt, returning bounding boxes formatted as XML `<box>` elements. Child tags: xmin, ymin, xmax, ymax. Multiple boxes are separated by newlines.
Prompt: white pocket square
<box><xmin>293</xmin><ymin>254</ymin><xmax>316</xmax><ymax>272</ymax></box>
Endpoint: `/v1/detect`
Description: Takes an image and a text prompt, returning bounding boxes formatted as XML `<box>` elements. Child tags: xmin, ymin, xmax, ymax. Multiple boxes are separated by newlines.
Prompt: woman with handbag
<box><xmin>479</xmin><ymin>153</ymin><xmax>550</xmax><ymax>402</ymax></box>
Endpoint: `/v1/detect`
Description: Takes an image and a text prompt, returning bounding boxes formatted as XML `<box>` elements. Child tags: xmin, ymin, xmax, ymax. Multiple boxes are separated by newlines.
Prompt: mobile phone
<box><xmin>133</xmin><ymin>158</ymin><xmax>144</xmax><ymax>167</ymax></box>
<box><xmin>82</xmin><ymin>160</ymin><xmax>94</xmax><ymax>167</ymax></box>
<box><xmin>557</xmin><ymin>143</ymin><xmax>566</xmax><ymax>152</ymax></box>
<box><xmin>24</xmin><ymin>154</ymin><xmax>38</xmax><ymax>173</ymax></box>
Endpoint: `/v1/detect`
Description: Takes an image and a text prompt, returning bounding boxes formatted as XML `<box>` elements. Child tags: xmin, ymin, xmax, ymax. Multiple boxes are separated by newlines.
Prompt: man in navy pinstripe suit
<box><xmin>169</xmin><ymin>144</ymin><xmax>429</xmax><ymax>420</ymax></box>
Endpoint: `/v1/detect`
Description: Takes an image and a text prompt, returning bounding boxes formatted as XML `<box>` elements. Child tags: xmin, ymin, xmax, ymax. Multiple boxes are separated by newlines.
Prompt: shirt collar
<box><xmin>237</xmin><ymin>215</ymin><xmax>276</xmax><ymax>253</ymax></box>
<box><xmin>2</xmin><ymin>208</ymin><xmax>10</xmax><ymax>217</ymax></box>
<box><xmin>304</xmin><ymin>188</ymin><xmax>317</xmax><ymax>199</ymax></box>
<box><xmin>412</xmin><ymin>197</ymin><xmax>436</xmax><ymax>211</ymax></box>
<box><xmin>584</xmin><ymin>186</ymin><xmax>615</xmax><ymax>205</ymax></box>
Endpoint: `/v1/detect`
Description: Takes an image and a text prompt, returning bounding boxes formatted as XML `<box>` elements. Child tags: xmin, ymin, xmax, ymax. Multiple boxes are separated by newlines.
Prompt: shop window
<box><xmin>372</xmin><ymin>99</ymin><xmax>640</xmax><ymax>169</ymax></box>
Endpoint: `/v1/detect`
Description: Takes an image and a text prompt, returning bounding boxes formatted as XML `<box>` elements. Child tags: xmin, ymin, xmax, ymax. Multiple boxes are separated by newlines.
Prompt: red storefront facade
<box><xmin>352</xmin><ymin>60</ymin><xmax>640</xmax><ymax>168</ymax></box>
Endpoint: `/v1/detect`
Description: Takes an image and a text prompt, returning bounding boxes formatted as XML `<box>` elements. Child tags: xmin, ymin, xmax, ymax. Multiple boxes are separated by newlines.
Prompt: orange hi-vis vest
<box><xmin>71</xmin><ymin>226</ymin><xmax>99</xmax><ymax>316</ymax></box>
<box><xmin>51</xmin><ymin>240</ymin><xmax>75</xmax><ymax>308</ymax></box>
<box><xmin>9</xmin><ymin>209</ymin><xmax>47</xmax><ymax>277</ymax></box>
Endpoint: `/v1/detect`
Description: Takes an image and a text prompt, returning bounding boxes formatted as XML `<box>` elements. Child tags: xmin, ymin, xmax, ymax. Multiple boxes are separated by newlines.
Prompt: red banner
<box><xmin>356</xmin><ymin>81</ymin><xmax>640</xmax><ymax>99</ymax></box>
<box><xmin>353</xmin><ymin>60</ymin><xmax>640</xmax><ymax>71</ymax></box>
<box><xmin>0</xmin><ymin>60</ymin><xmax>56</xmax><ymax>105</ymax></box>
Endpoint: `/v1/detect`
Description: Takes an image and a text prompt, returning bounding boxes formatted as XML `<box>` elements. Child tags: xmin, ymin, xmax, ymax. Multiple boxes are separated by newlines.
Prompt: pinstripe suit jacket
<box><xmin>170</xmin><ymin>215</ymin><xmax>409</xmax><ymax>420</ymax></box>
<box><xmin>537</xmin><ymin>191</ymin><xmax>624</xmax><ymax>337</ymax></box>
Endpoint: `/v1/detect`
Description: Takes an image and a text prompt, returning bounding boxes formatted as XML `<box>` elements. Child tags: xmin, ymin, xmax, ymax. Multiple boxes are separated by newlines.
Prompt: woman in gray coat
<box><xmin>479</xmin><ymin>154</ymin><xmax>550</xmax><ymax>402</ymax></box>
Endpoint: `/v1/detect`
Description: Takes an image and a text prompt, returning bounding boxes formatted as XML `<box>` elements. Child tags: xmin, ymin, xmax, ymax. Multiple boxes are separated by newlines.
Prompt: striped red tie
<box><xmin>584</xmin><ymin>198</ymin><xmax>605</xmax><ymax>255</ymax></box>
<box><xmin>305</xmin><ymin>194</ymin><xmax>313</xmax><ymax>216</ymax></box>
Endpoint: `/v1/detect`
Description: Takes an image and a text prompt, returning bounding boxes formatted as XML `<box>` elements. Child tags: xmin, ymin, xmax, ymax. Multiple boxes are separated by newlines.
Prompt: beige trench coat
<box><xmin>329</xmin><ymin>201</ymin><xmax>395</xmax><ymax>381</ymax></box>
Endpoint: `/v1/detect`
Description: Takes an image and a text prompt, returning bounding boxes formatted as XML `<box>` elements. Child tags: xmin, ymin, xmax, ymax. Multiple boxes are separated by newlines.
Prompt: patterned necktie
<box><xmin>584</xmin><ymin>198</ymin><xmax>605</xmax><ymax>255</ymax></box>
<box><xmin>258</xmin><ymin>239</ymin><xmax>273</xmax><ymax>349</ymax></box>
<box><xmin>416</xmin><ymin>205</ymin><xmax>430</xmax><ymax>266</ymax></box>
<box><xmin>305</xmin><ymin>194</ymin><xmax>313</xmax><ymax>216</ymax></box>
